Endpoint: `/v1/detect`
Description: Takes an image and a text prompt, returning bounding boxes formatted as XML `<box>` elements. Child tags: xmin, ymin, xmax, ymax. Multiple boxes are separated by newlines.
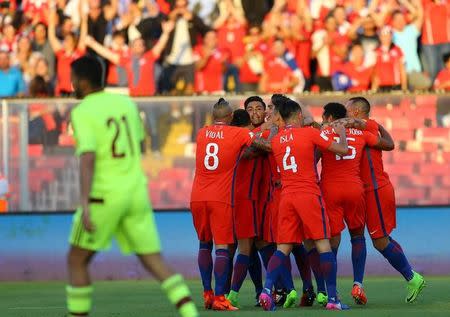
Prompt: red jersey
<box><xmin>271</xmin><ymin>126</ymin><xmax>333</xmax><ymax>196</ymax></box>
<box><xmin>55</xmin><ymin>49</ymin><xmax>85</xmax><ymax>95</ymax></box>
<box><xmin>263</xmin><ymin>56</ymin><xmax>295</xmax><ymax>93</ymax></box>
<box><xmin>320</xmin><ymin>126</ymin><xmax>379</xmax><ymax>185</ymax></box>
<box><xmin>360</xmin><ymin>119</ymin><xmax>391</xmax><ymax>191</ymax></box>
<box><xmin>191</xmin><ymin>124</ymin><xmax>253</xmax><ymax>204</ymax></box>
<box><xmin>22</xmin><ymin>0</ymin><xmax>49</xmax><ymax>24</ymax></box>
<box><xmin>120</xmin><ymin>50</ymin><xmax>158</xmax><ymax>96</ymax></box>
<box><xmin>217</xmin><ymin>23</ymin><xmax>246</xmax><ymax>63</ymax></box>
<box><xmin>235</xmin><ymin>155</ymin><xmax>260</xmax><ymax>201</ymax></box>
<box><xmin>337</xmin><ymin>62</ymin><xmax>373</xmax><ymax>92</ymax></box>
<box><xmin>375</xmin><ymin>46</ymin><xmax>404</xmax><ymax>87</ymax></box>
<box><xmin>422</xmin><ymin>0</ymin><xmax>450</xmax><ymax>45</ymax></box>
<box><xmin>240</xmin><ymin>41</ymin><xmax>268</xmax><ymax>84</ymax></box>
<box><xmin>293</xmin><ymin>28</ymin><xmax>312</xmax><ymax>78</ymax></box>
<box><xmin>434</xmin><ymin>68</ymin><xmax>450</xmax><ymax>91</ymax></box>
<box><xmin>107</xmin><ymin>48</ymin><xmax>130</xmax><ymax>86</ymax></box>
<box><xmin>193</xmin><ymin>47</ymin><xmax>226</xmax><ymax>93</ymax></box>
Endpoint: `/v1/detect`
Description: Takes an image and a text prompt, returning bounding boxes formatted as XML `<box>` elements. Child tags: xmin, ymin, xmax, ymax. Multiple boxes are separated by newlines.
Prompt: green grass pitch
<box><xmin>1</xmin><ymin>277</ymin><xmax>449</xmax><ymax>317</ymax></box>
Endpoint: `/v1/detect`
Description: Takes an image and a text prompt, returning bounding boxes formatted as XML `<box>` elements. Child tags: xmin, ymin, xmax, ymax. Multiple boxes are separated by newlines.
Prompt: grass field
<box><xmin>2</xmin><ymin>277</ymin><xmax>449</xmax><ymax>317</ymax></box>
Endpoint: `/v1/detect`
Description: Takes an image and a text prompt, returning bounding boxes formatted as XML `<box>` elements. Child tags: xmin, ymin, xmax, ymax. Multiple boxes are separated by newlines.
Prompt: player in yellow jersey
<box><xmin>66</xmin><ymin>56</ymin><xmax>198</xmax><ymax>317</ymax></box>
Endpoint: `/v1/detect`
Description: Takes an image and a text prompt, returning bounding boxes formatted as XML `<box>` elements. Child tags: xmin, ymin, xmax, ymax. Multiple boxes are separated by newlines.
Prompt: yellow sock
<box><xmin>161</xmin><ymin>274</ymin><xmax>198</xmax><ymax>317</ymax></box>
<box><xmin>66</xmin><ymin>285</ymin><xmax>93</xmax><ymax>316</ymax></box>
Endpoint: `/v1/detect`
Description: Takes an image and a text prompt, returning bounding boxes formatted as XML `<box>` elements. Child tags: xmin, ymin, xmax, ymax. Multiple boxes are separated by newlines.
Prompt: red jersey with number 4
<box><xmin>320</xmin><ymin>126</ymin><xmax>379</xmax><ymax>185</ymax></box>
<box><xmin>191</xmin><ymin>124</ymin><xmax>253</xmax><ymax>204</ymax></box>
<box><xmin>271</xmin><ymin>126</ymin><xmax>333</xmax><ymax>196</ymax></box>
<box><xmin>360</xmin><ymin>119</ymin><xmax>391</xmax><ymax>191</ymax></box>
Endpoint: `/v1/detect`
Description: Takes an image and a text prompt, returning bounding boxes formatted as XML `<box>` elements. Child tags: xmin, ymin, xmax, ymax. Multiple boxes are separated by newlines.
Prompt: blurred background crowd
<box><xmin>1</xmin><ymin>0</ymin><xmax>450</xmax><ymax>98</ymax></box>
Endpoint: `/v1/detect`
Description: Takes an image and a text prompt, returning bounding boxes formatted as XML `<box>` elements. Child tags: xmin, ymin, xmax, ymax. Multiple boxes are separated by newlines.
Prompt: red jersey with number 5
<box><xmin>320</xmin><ymin>126</ymin><xmax>379</xmax><ymax>185</ymax></box>
<box><xmin>360</xmin><ymin>119</ymin><xmax>391</xmax><ymax>191</ymax></box>
<box><xmin>191</xmin><ymin>124</ymin><xmax>253</xmax><ymax>204</ymax></box>
<box><xmin>271</xmin><ymin>126</ymin><xmax>333</xmax><ymax>196</ymax></box>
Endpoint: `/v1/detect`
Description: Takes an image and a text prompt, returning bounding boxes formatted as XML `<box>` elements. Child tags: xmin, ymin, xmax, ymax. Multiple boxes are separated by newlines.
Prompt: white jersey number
<box><xmin>334</xmin><ymin>137</ymin><xmax>356</xmax><ymax>160</ymax></box>
<box><xmin>204</xmin><ymin>143</ymin><xmax>219</xmax><ymax>170</ymax></box>
<box><xmin>282</xmin><ymin>146</ymin><xmax>298</xmax><ymax>173</ymax></box>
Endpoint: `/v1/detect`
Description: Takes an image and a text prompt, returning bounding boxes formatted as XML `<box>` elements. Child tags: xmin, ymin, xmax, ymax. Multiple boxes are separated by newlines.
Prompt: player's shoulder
<box><xmin>366</xmin><ymin>118</ymin><xmax>379</xmax><ymax>131</ymax></box>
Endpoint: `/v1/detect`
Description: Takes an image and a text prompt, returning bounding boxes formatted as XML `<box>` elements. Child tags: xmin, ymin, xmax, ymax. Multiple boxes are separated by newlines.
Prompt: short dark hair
<box><xmin>230</xmin><ymin>109</ymin><xmax>251</xmax><ymax>127</ymax></box>
<box><xmin>71</xmin><ymin>56</ymin><xmax>104</xmax><ymax>89</ymax></box>
<box><xmin>244</xmin><ymin>96</ymin><xmax>266</xmax><ymax>110</ymax></box>
<box><xmin>391</xmin><ymin>10</ymin><xmax>403</xmax><ymax>18</ymax></box>
<box><xmin>277</xmin><ymin>99</ymin><xmax>302</xmax><ymax>121</ymax></box>
<box><xmin>29</xmin><ymin>76</ymin><xmax>49</xmax><ymax>97</ymax></box>
<box><xmin>323</xmin><ymin>102</ymin><xmax>347</xmax><ymax>120</ymax></box>
<box><xmin>271</xmin><ymin>94</ymin><xmax>290</xmax><ymax>109</ymax></box>
<box><xmin>443</xmin><ymin>52</ymin><xmax>450</xmax><ymax>64</ymax></box>
<box><xmin>348</xmin><ymin>96</ymin><xmax>371</xmax><ymax>114</ymax></box>
<box><xmin>34</xmin><ymin>22</ymin><xmax>47</xmax><ymax>33</ymax></box>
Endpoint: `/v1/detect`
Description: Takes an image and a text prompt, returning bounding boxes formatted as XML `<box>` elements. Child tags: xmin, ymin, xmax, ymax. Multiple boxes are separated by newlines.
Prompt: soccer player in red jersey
<box><xmin>320</xmin><ymin>102</ymin><xmax>394</xmax><ymax>305</ymax></box>
<box><xmin>191</xmin><ymin>98</ymin><xmax>271</xmax><ymax>311</ymax></box>
<box><xmin>226</xmin><ymin>109</ymin><xmax>263</xmax><ymax>307</ymax></box>
<box><xmin>259</xmin><ymin>99</ymin><xmax>350</xmax><ymax>311</ymax></box>
<box><xmin>345</xmin><ymin>97</ymin><xmax>425</xmax><ymax>303</ymax></box>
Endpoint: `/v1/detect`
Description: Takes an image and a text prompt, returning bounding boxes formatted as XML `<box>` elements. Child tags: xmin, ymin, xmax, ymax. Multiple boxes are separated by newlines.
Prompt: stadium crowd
<box><xmin>1</xmin><ymin>0</ymin><xmax>450</xmax><ymax>98</ymax></box>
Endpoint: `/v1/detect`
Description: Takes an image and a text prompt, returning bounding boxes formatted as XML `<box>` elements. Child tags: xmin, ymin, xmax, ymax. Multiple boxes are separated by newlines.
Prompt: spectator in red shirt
<box><xmin>213</xmin><ymin>0</ymin><xmax>247</xmax><ymax>93</ymax></box>
<box><xmin>236</xmin><ymin>25</ymin><xmax>267</xmax><ymax>92</ymax></box>
<box><xmin>48</xmin><ymin>0</ymin><xmax>87</xmax><ymax>96</ymax></box>
<box><xmin>86</xmin><ymin>20</ymin><xmax>173</xmax><ymax>96</ymax></box>
<box><xmin>434</xmin><ymin>53</ymin><xmax>450</xmax><ymax>91</ymax></box>
<box><xmin>422</xmin><ymin>0</ymin><xmax>450</xmax><ymax>82</ymax></box>
<box><xmin>104</xmin><ymin>31</ymin><xmax>129</xmax><ymax>88</ymax></box>
<box><xmin>334</xmin><ymin>43</ymin><xmax>374</xmax><ymax>92</ymax></box>
<box><xmin>259</xmin><ymin>37</ymin><xmax>298</xmax><ymax>93</ymax></box>
<box><xmin>312</xmin><ymin>14</ymin><xmax>348</xmax><ymax>91</ymax></box>
<box><xmin>372</xmin><ymin>26</ymin><xmax>407</xmax><ymax>91</ymax></box>
<box><xmin>290</xmin><ymin>3</ymin><xmax>313</xmax><ymax>89</ymax></box>
<box><xmin>193</xmin><ymin>30</ymin><xmax>228</xmax><ymax>94</ymax></box>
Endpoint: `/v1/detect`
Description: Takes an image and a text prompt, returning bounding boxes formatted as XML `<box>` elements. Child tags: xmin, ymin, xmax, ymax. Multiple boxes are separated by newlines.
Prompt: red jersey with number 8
<box><xmin>320</xmin><ymin>126</ymin><xmax>379</xmax><ymax>185</ymax></box>
<box><xmin>191</xmin><ymin>124</ymin><xmax>253</xmax><ymax>204</ymax></box>
<box><xmin>271</xmin><ymin>126</ymin><xmax>333</xmax><ymax>196</ymax></box>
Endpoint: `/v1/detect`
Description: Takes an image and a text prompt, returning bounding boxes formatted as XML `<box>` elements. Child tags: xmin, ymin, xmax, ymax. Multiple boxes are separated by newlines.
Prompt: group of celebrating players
<box><xmin>190</xmin><ymin>95</ymin><xmax>426</xmax><ymax>311</ymax></box>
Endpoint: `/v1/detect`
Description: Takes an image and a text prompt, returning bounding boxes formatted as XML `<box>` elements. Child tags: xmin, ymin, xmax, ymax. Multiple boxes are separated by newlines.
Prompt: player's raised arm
<box><xmin>327</xmin><ymin>123</ymin><xmax>349</xmax><ymax>155</ymax></box>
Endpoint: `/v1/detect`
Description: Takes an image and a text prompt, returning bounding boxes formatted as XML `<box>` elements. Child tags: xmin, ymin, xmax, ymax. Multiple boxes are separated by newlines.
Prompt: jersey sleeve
<box><xmin>365</xmin><ymin>119</ymin><xmax>379</xmax><ymax>135</ymax></box>
<box><xmin>363</xmin><ymin>131</ymin><xmax>379</xmax><ymax>147</ymax></box>
<box><xmin>71</xmin><ymin>107</ymin><xmax>96</xmax><ymax>155</ymax></box>
<box><xmin>313</xmin><ymin>128</ymin><xmax>334</xmax><ymax>150</ymax></box>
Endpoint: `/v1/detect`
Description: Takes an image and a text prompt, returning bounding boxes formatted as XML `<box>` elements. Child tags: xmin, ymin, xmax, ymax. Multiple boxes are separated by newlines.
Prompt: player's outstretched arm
<box><xmin>327</xmin><ymin>124</ymin><xmax>349</xmax><ymax>155</ymax></box>
<box><xmin>373</xmin><ymin>124</ymin><xmax>395</xmax><ymax>151</ymax></box>
<box><xmin>330</xmin><ymin>117</ymin><xmax>367</xmax><ymax>130</ymax></box>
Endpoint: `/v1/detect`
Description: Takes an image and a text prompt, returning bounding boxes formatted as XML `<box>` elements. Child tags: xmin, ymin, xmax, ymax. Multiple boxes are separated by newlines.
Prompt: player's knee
<box><xmin>349</xmin><ymin>227</ymin><xmax>365</xmax><ymax>238</ymax></box>
<box><xmin>372</xmin><ymin>237</ymin><xmax>389</xmax><ymax>252</ymax></box>
<box><xmin>67</xmin><ymin>247</ymin><xmax>93</xmax><ymax>267</ymax></box>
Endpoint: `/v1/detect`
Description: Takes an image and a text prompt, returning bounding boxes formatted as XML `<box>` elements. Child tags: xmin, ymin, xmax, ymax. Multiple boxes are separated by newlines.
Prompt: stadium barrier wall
<box><xmin>0</xmin><ymin>207</ymin><xmax>449</xmax><ymax>281</ymax></box>
<box><xmin>1</xmin><ymin>93</ymin><xmax>449</xmax><ymax>212</ymax></box>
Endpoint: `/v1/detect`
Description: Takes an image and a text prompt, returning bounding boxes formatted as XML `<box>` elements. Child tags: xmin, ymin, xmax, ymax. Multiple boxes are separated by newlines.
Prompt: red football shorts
<box><xmin>266</xmin><ymin>187</ymin><xmax>281</xmax><ymax>243</ymax></box>
<box><xmin>190</xmin><ymin>201</ymin><xmax>234</xmax><ymax>244</ymax></box>
<box><xmin>365</xmin><ymin>183</ymin><xmax>397</xmax><ymax>239</ymax></box>
<box><xmin>234</xmin><ymin>199</ymin><xmax>258</xmax><ymax>239</ymax></box>
<box><xmin>277</xmin><ymin>192</ymin><xmax>330</xmax><ymax>243</ymax></box>
<box><xmin>321</xmin><ymin>182</ymin><xmax>366</xmax><ymax>237</ymax></box>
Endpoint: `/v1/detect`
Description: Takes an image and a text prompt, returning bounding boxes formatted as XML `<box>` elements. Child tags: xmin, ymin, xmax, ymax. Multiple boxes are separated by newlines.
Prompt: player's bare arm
<box><xmin>242</xmin><ymin>125</ymin><xmax>277</xmax><ymax>158</ymax></box>
<box><xmin>330</xmin><ymin>117</ymin><xmax>367</xmax><ymax>130</ymax></box>
<box><xmin>327</xmin><ymin>123</ymin><xmax>349</xmax><ymax>155</ymax></box>
<box><xmin>79</xmin><ymin>152</ymin><xmax>96</xmax><ymax>232</ymax></box>
<box><xmin>373</xmin><ymin>124</ymin><xmax>395</xmax><ymax>151</ymax></box>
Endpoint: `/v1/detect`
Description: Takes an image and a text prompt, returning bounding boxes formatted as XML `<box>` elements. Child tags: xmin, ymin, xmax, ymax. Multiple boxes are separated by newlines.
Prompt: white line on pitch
<box><xmin>8</xmin><ymin>306</ymin><xmax>64</xmax><ymax>310</ymax></box>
